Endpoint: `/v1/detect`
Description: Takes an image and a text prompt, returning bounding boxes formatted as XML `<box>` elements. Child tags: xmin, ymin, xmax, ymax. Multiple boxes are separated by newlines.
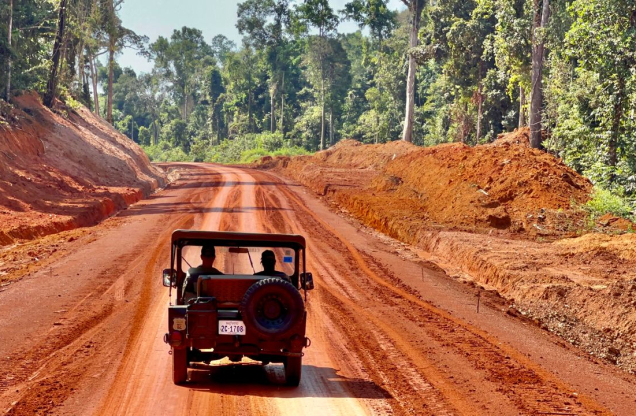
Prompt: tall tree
<box><xmin>44</xmin><ymin>0</ymin><xmax>68</xmax><ymax>108</ymax></box>
<box><xmin>492</xmin><ymin>0</ymin><xmax>532</xmax><ymax>129</ymax></box>
<box><xmin>296</xmin><ymin>0</ymin><xmax>339</xmax><ymax>150</ymax></box>
<box><xmin>566</xmin><ymin>0</ymin><xmax>636</xmax><ymax>181</ymax></box>
<box><xmin>400</xmin><ymin>0</ymin><xmax>425</xmax><ymax>143</ymax></box>
<box><xmin>237</xmin><ymin>0</ymin><xmax>291</xmax><ymax>133</ymax></box>
<box><xmin>151</xmin><ymin>27</ymin><xmax>213</xmax><ymax>121</ymax></box>
<box><xmin>529</xmin><ymin>0</ymin><xmax>549</xmax><ymax>148</ymax></box>
<box><xmin>210</xmin><ymin>34</ymin><xmax>236</xmax><ymax>66</ymax></box>
<box><xmin>101</xmin><ymin>0</ymin><xmax>146</xmax><ymax>123</ymax></box>
<box><xmin>343</xmin><ymin>0</ymin><xmax>397</xmax><ymax>51</ymax></box>
<box><xmin>5</xmin><ymin>0</ymin><xmax>13</xmax><ymax>101</ymax></box>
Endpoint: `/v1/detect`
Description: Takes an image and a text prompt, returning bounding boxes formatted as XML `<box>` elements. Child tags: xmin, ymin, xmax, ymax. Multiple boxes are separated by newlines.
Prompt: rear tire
<box><xmin>172</xmin><ymin>348</ymin><xmax>188</xmax><ymax>385</ymax></box>
<box><xmin>284</xmin><ymin>356</ymin><xmax>302</xmax><ymax>387</ymax></box>
<box><xmin>240</xmin><ymin>278</ymin><xmax>304</xmax><ymax>340</ymax></box>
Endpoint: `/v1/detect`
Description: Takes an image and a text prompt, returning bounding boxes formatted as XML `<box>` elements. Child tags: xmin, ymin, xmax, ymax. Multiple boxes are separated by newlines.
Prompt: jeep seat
<box><xmin>197</xmin><ymin>275</ymin><xmax>266</xmax><ymax>306</ymax></box>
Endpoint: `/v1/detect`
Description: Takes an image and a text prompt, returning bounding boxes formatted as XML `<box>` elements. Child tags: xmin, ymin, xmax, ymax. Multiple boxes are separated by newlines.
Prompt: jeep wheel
<box><xmin>172</xmin><ymin>347</ymin><xmax>188</xmax><ymax>385</ymax></box>
<box><xmin>284</xmin><ymin>356</ymin><xmax>302</xmax><ymax>386</ymax></box>
<box><xmin>240</xmin><ymin>278</ymin><xmax>304</xmax><ymax>340</ymax></box>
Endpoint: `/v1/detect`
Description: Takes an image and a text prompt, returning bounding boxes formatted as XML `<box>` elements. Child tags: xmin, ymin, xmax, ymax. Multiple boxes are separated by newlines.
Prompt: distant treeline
<box><xmin>1</xmin><ymin>1</ymin><xmax>636</xmax><ymax>196</ymax></box>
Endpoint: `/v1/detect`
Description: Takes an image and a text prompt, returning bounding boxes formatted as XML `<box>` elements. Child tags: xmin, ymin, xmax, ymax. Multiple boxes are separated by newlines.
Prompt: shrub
<box><xmin>584</xmin><ymin>187</ymin><xmax>634</xmax><ymax>220</ymax></box>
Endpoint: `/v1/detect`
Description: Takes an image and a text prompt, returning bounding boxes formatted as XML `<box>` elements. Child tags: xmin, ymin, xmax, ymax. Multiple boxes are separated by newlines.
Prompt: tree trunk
<box><xmin>608</xmin><ymin>78</ymin><xmax>624</xmax><ymax>183</ymax></box>
<box><xmin>270</xmin><ymin>88</ymin><xmax>276</xmax><ymax>133</ymax></box>
<box><xmin>183</xmin><ymin>87</ymin><xmax>188</xmax><ymax>120</ymax></box>
<box><xmin>518</xmin><ymin>85</ymin><xmax>526</xmax><ymax>128</ymax></box>
<box><xmin>107</xmin><ymin>43</ymin><xmax>115</xmax><ymax>123</ymax></box>
<box><xmin>44</xmin><ymin>0</ymin><xmax>68</xmax><ymax>108</ymax></box>
<box><xmin>320</xmin><ymin>77</ymin><xmax>325</xmax><ymax>150</ymax></box>
<box><xmin>89</xmin><ymin>55</ymin><xmax>100</xmax><ymax>116</ymax></box>
<box><xmin>248</xmin><ymin>91</ymin><xmax>253</xmax><ymax>133</ymax></box>
<box><xmin>280</xmin><ymin>72</ymin><xmax>285</xmax><ymax>135</ymax></box>
<box><xmin>152</xmin><ymin>118</ymin><xmax>159</xmax><ymax>145</ymax></box>
<box><xmin>83</xmin><ymin>68</ymin><xmax>91</xmax><ymax>107</ymax></box>
<box><xmin>476</xmin><ymin>62</ymin><xmax>484</xmax><ymax>142</ymax></box>
<box><xmin>401</xmin><ymin>0</ymin><xmax>425</xmax><ymax>143</ymax></box>
<box><xmin>5</xmin><ymin>0</ymin><xmax>13</xmax><ymax>102</ymax></box>
<box><xmin>529</xmin><ymin>0</ymin><xmax>549</xmax><ymax>149</ymax></box>
<box><xmin>329</xmin><ymin>109</ymin><xmax>334</xmax><ymax>145</ymax></box>
<box><xmin>320</xmin><ymin>32</ymin><xmax>326</xmax><ymax>151</ymax></box>
<box><xmin>476</xmin><ymin>82</ymin><xmax>483</xmax><ymax>143</ymax></box>
<box><xmin>77</xmin><ymin>42</ymin><xmax>85</xmax><ymax>94</ymax></box>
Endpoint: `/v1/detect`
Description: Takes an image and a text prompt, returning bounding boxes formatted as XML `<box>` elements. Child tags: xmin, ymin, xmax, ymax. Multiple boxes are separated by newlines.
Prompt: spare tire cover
<box><xmin>240</xmin><ymin>278</ymin><xmax>305</xmax><ymax>340</ymax></box>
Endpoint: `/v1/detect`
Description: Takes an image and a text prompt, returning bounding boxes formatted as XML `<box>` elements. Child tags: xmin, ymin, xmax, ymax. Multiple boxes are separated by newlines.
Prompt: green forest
<box><xmin>1</xmin><ymin>0</ymin><xmax>635</xmax><ymax>207</ymax></box>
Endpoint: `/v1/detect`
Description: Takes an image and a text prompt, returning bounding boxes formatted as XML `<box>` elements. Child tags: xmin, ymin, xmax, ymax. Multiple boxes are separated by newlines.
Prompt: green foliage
<box><xmin>138</xmin><ymin>126</ymin><xmax>151</xmax><ymax>146</ymax></box>
<box><xmin>585</xmin><ymin>187</ymin><xmax>634</xmax><ymax>221</ymax></box>
<box><xmin>141</xmin><ymin>131</ymin><xmax>308</xmax><ymax>164</ymax></box>
<box><xmin>142</xmin><ymin>141</ymin><xmax>190</xmax><ymax>162</ymax></box>
<box><xmin>209</xmin><ymin>132</ymin><xmax>308</xmax><ymax>164</ymax></box>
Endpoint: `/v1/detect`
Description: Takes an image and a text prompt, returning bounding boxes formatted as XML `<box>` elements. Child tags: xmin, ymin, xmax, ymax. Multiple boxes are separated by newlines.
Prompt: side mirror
<box><xmin>162</xmin><ymin>269</ymin><xmax>176</xmax><ymax>287</ymax></box>
<box><xmin>300</xmin><ymin>272</ymin><xmax>314</xmax><ymax>290</ymax></box>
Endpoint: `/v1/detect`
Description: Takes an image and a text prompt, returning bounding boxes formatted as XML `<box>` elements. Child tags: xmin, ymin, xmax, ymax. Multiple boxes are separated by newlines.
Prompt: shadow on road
<box><xmin>184</xmin><ymin>362</ymin><xmax>392</xmax><ymax>400</ymax></box>
<box><xmin>118</xmin><ymin>203</ymin><xmax>291</xmax><ymax>217</ymax></box>
<box><xmin>172</xmin><ymin>181</ymin><xmax>298</xmax><ymax>189</ymax></box>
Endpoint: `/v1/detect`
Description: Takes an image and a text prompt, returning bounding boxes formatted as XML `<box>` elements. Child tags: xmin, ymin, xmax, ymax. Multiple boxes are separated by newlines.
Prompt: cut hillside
<box><xmin>255</xmin><ymin>135</ymin><xmax>636</xmax><ymax>373</ymax></box>
<box><xmin>0</xmin><ymin>93</ymin><xmax>166</xmax><ymax>247</ymax></box>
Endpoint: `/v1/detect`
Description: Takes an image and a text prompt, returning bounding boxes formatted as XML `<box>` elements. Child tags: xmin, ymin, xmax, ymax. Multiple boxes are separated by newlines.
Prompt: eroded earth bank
<box><xmin>255</xmin><ymin>130</ymin><xmax>636</xmax><ymax>376</ymax></box>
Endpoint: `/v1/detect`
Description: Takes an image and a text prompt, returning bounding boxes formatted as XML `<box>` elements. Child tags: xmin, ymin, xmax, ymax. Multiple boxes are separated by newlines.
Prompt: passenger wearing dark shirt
<box><xmin>254</xmin><ymin>250</ymin><xmax>290</xmax><ymax>282</ymax></box>
<box><xmin>183</xmin><ymin>245</ymin><xmax>223</xmax><ymax>300</ymax></box>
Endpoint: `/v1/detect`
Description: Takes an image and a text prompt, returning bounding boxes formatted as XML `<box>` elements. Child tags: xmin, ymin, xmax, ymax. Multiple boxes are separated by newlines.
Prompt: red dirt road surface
<box><xmin>1</xmin><ymin>164</ymin><xmax>635</xmax><ymax>415</ymax></box>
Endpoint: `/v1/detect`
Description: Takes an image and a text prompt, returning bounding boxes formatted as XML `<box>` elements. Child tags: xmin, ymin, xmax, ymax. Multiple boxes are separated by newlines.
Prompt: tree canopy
<box><xmin>1</xmin><ymin>0</ymin><xmax>636</xmax><ymax>198</ymax></box>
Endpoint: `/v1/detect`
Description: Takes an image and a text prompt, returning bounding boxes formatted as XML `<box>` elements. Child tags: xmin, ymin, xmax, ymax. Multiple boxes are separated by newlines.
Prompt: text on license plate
<box><xmin>218</xmin><ymin>320</ymin><xmax>246</xmax><ymax>336</ymax></box>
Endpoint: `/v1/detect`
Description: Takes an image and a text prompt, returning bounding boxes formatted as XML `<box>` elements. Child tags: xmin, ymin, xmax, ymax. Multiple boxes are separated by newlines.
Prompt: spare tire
<box><xmin>240</xmin><ymin>278</ymin><xmax>304</xmax><ymax>340</ymax></box>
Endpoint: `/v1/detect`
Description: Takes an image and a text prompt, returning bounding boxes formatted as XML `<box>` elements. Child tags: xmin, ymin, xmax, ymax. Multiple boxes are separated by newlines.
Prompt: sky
<box><xmin>116</xmin><ymin>0</ymin><xmax>406</xmax><ymax>74</ymax></box>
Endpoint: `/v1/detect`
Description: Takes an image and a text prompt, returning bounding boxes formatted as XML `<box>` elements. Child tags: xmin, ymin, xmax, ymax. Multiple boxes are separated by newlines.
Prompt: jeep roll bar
<box><xmin>167</xmin><ymin>230</ymin><xmax>309</xmax><ymax>303</ymax></box>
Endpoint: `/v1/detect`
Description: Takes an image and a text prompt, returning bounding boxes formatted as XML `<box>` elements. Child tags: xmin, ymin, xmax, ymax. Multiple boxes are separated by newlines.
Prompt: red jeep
<box><xmin>162</xmin><ymin>230</ymin><xmax>314</xmax><ymax>386</ymax></box>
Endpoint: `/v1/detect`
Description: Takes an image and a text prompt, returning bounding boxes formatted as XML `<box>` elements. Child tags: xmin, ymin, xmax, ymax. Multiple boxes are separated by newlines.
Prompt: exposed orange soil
<box><xmin>0</xmin><ymin>93</ymin><xmax>166</xmax><ymax>249</ymax></box>
<box><xmin>2</xmin><ymin>164</ymin><xmax>635</xmax><ymax>416</ymax></box>
<box><xmin>255</xmin><ymin>134</ymin><xmax>636</xmax><ymax>373</ymax></box>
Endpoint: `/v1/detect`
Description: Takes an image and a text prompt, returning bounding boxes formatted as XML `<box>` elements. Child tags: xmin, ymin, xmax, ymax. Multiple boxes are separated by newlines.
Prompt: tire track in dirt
<box><xmin>207</xmin><ymin>168</ymin><xmax>377</xmax><ymax>416</ymax></box>
<box><xmin>95</xmin><ymin>165</ymin><xmax>373</xmax><ymax>416</ymax></box>
<box><xmin>249</xmin><ymin>168</ymin><xmax>611</xmax><ymax>415</ymax></box>
<box><xmin>93</xmin><ymin>165</ymin><xmax>241</xmax><ymax>416</ymax></box>
<box><xmin>0</xmin><ymin>165</ymin><xmax>222</xmax><ymax>415</ymax></box>
<box><xmin>253</xmin><ymin>172</ymin><xmax>452</xmax><ymax>415</ymax></box>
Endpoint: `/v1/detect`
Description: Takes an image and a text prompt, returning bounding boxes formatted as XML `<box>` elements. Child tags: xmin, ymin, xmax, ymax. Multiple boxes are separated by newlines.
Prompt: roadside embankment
<box><xmin>0</xmin><ymin>93</ymin><xmax>166</xmax><ymax>247</ymax></box>
<box><xmin>255</xmin><ymin>132</ymin><xmax>636</xmax><ymax>373</ymax></box>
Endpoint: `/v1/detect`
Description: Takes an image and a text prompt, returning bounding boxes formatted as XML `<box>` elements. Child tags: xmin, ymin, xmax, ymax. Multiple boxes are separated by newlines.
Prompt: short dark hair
<box><xmin>201</xmin><ymin>245</ymin><xmax>216</xmax><ymax>258</ymax></box>
<box><xmin>261</xmin><ymin>250</ymin><xmax>276</xmax><ymax>261</ymax></box>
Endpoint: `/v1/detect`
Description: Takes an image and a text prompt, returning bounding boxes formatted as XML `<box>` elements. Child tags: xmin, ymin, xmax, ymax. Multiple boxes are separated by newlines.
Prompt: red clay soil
<box><xmin>0</xmin><ymin>92</ymin><xmax>166</xmax><ymax>249</ymax></box>
<box><xmin>255</xmin><ymin>134</ymin><xmax>636</xmax><ymax>374</ymax></box>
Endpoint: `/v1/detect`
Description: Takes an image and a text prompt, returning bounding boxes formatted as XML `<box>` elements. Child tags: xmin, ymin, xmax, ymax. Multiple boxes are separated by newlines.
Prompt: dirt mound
<box><xmin>381</xmin><ymin>139</ymin><xmax>591</xmax><ymax>232</ymax></box>
<box><xmin>492</xmin><ymin>127</ymin><xmax>531</xmax><ymax>147</ymax></box>
<box><xmin>258</xmin><ymin>134</ymin><xmax>592</xmax><ymax>235</ymax></box>
<box><xmin>0</xmin><ymin>92</ymin><xmax>166</xmax><ymax>246</ymax></box>
<box><xmin>554</xmin><ymin>233</ymin><xmax>636</xmax><ymax>261</ymax></box>
<box><xmin>314</xmin><ymin>139</ymin><xmax>419</xmax><ymax>169</ymax></box>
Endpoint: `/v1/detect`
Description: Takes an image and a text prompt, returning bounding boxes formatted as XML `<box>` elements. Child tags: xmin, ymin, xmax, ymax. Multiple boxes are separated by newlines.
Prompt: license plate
<box><xmin>218</xmin><ymin>320</ymin><xmax>246</xmax><ymax>336</ymax></box>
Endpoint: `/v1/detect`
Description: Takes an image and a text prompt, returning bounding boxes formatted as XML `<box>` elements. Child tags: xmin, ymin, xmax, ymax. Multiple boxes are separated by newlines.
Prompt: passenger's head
<box><xmin>261</xmin><ymin>250</ymin><xmax>276</xmax><ymax>271</ymax></box>
<box><xmin>200</xmin><ymin>245</ymin><xmax>216</xmax><ymax>266</ymax></box>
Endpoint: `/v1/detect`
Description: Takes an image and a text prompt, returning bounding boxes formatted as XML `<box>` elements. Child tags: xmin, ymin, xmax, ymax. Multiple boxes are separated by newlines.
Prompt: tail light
<box><xmin>169</xmin><ymin>331</ymin><xmax>183</xmax><ymax>347</ymax></box>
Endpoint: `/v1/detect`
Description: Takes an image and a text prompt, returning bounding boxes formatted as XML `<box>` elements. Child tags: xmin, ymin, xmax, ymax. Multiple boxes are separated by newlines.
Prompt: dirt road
<box><xmin>1</xmin><ymin>164</ymin><xmax>635</xmax><ymax>415</ymax></box>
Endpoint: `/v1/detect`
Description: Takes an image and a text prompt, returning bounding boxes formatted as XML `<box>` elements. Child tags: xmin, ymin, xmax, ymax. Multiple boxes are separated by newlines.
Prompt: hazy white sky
<box><xmin>116</xmin><ymin>0</ymin><xmax>406</xmax><ymax>73</ymax></box>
